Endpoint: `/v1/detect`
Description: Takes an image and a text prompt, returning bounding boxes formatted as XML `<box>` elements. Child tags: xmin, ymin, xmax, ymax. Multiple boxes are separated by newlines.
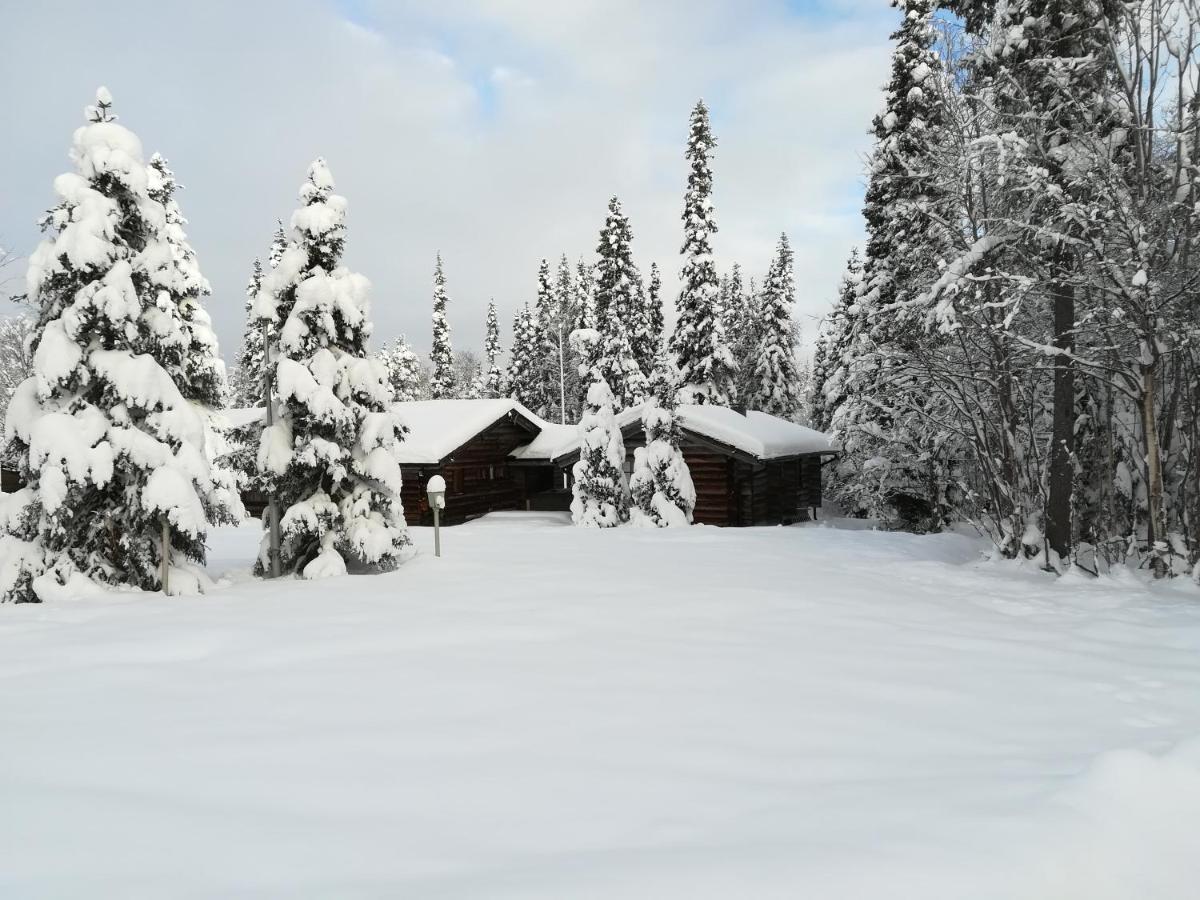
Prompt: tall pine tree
<box><xmin>507</xmin><ymin>304</ymin><xmax>538</xmax><ymax>408</ymax></box>
<box><xmin>747</xmin><ymin>233</ymin><xmax>802</xmax><ymax>418</ymax></box>
<box><xmin>231</xmin><ymin>224</ymin><xmax>287</xmax><ymax>408</ymax></box>
<box><xmin>553</xmin><ymin>255</ymin><xmax>581</xmax><ymax>422</ymax></box>
<box><xmin>378</xmin><ymin>335</ymin><xmax>424</xmax><ymax>402</ymax></box>
<box><xmin>593</xmin><ymin>197</ymin><xmax>647</xmax><ymax>408</ymax></box>
<box><xmin>670</xmin><ymin>100</ymin><xmax>737</xmax><ymax>406</ymax></box>
<box><xmin>529</xmin><ymin>258</ymin><xmax>558</xmax><ymax>418</ymax></box>
<box><xmin>483</xmin><ymin>301</ymin><xmax>504</xmax><ymax>398</ymax></box>
<box><xmin>429</xmin><ymin>253</ymin><xmax>455</xmax><ymax>399</ymax></box>
<box><xmin>828</xmin><ymin>0</ymin><xmax>954</xmax><ymax>529</ymax></box>
<box><xmin>810</xmin><ymin>249</ymin><xmax>860</xmax><ymax>433</ymax></box>
<box><xmin>253</xmin><ymin>158</ymin><xmax>409</xmax><ymax>578</ymax></box>
<box><xmin>1</xmin><ymin>89</ymin><xmax>235</xmax><ymax>601</ymax></box>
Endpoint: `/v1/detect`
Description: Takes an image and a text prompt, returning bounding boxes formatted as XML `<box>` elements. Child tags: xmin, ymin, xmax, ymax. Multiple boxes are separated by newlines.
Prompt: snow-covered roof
<box><xmin>393</xmin><ymin>399</ymin><xmax>542</xmax><ymax>465</ymax></box>
<box><xmin>508</xmin><ymin>408</ymin><xmax>641</xmax><ymax>463</ymax></box>
<box><xmin>221</xmin><ymin>399</ymin><xmax>545</xmax><ymax>465</ymax></box>
<box><xmin>680</xmin><ymin>407</ymin><xmax>838</xmax><ymax>459</ymax></box>
<box><xmin>510</xmin><ymin>405</ymin><xmax>838</xmax><ymax>463</ymax></box>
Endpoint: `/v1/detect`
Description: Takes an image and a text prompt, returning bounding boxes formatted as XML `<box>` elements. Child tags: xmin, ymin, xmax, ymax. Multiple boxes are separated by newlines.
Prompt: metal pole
<box><xmin>433</xmin><ymin>505</ymin><xmax>441</xmax><ymax>558</ymax></box>
<box><xmin>262</xmin><ymin>321</ymin><xmax>282</xmax><ymax>578</ymax></box>
<box><xmin>161</xmin><ymin>515</ymin><xmax>170</xmax><ymax>594</ymax></box>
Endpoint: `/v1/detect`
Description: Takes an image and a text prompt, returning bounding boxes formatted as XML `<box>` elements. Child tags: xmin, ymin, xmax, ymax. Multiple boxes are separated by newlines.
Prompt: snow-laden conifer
<box><xmin>747</xmin><ymin>233</ymin><xmax>802</xmax><ymax>418</ymax></box>
<box><xmin>829</xmin><ymin>0</ymin><xmax>953</xmax><ymax>529</ymax></box>
<box><xmin>553</xmin><ymin>255</ymin><xmax>581</xmax><ymax>422</ymax></box>
<box><xmin>593</xmin><ymin>197</ymin><xmax>647</xmax><ymax>408</ymax></box>
<box><xmin>570</xmin><ymin>329</ymin><xmax>629</xmax><ymax>528</ymax></box>
<box><xmin>629</xmin><ymin>264</ymin><xmax>657</xmax><ymax>379</ymax></box>
<box><xmin>429</xmin><ymin>254</ymin><xmax>455</xmax><ymax>399</ymax></box>
<box><xmin>378</xmin><ymin>335</ymin><xmax>424</xmax><ymax>402</ymax></box>
<box><xmin>723</xmin><ymin>263</ymin><xmax>760</xmax><ymax>401</ymax></box>
<box><xmin>483</xmin><ymin>301</ymin><xmax>505</xmax><ymax>398</ymax></box>
<box><xmin>507</xmin><ymin>304</ymin><xmax>537</xmax><ymax>408</ymax></box>
<box><xmin>644</xmin><ymin>262</ymin><xmax>664</xmax><ymax>365</ymax></box>
<box><xmin>0</xmin><ymin>89</ymin><xmax>236</xmax><ymax>601</ymax></box>
<box><xmin>252</xmin><ymin>158</ymin><xmax>409</xmax><ymax>578</ymax></box>
<box><xmin>573</xmin><ymin>259</ymin><xmax>596</xmax><ymax>415</ymax></box>
<box><xmin>230</xmin><ymin>225</ymin><xmax>286</xmax><ymax>408</ymax></box>
<box><xmin>146</xmin><ymin>153</ymin><xmax>230</xmax><ymax>415</ymax></box>
<box><xmin>630</xmin><ymin>351</ymin><xmax>694</xmax><ymax>527</ymax></box>
<box><xmin>810</xmin><ymin>249</ymin><xmax>859</xmax><ymax>433</ymax></box>
<box><xmin>529</xmin><ymin>258</ymin><xmax>557</xmax><ymax>418</ymax></box>
<box><xmin>670</xmin><ymin>100</ymin><xmax>737</xmax><ymax>406</ymax></box>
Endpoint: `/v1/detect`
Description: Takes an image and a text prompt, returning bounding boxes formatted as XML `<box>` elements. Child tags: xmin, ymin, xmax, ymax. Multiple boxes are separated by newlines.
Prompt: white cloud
<box><xmin>0</xmin><ymin>0</ymin><xmax>894</xmax><ymax>360</ymax></box>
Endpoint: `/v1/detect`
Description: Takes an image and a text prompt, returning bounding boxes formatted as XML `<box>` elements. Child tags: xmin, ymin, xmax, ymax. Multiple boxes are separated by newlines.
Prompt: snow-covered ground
<box><xmin>2</xmin><ymin>514</ymin><xmax>1199</xmax><ymax>899</ymax></box>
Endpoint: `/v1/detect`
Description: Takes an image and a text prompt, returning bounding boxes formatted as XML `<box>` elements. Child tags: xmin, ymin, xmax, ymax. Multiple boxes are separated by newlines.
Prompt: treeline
<box><xmin>225</xmin><ymin>103</ymin><xmax>807</xmax><ymax>429</ymax></box>
<box><xmin>812</xmin><ymin>0</ymin><xmax>1200</xmax><ymax>579</ymax></box>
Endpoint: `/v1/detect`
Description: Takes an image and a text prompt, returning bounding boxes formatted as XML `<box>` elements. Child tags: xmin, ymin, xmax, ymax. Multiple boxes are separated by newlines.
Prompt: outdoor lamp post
<box><xmin>426</xmin><ymin>475</ymin><xmax>446</xmax><ymax>557</ymax></box>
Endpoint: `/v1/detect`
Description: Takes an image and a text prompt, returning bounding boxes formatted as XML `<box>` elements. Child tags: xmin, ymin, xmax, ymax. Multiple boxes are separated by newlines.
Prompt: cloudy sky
<box><xmin>0</xmin><ymin>0</ymin><xmax>895</xmax><ymax>361</ymax></box>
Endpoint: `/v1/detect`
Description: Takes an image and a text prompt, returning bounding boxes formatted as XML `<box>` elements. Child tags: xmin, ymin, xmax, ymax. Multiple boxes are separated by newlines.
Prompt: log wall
<box><xmin>401</xmin><ymin>418</ymin><xmax>535</xmax><ymax>526</ymax></box>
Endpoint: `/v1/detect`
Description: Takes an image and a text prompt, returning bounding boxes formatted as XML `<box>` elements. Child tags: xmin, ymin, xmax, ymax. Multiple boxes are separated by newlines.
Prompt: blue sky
<box><xmin>0</xmin><ymin>0</ymin><xmax>897</xmax><ymax>358</ymax></box>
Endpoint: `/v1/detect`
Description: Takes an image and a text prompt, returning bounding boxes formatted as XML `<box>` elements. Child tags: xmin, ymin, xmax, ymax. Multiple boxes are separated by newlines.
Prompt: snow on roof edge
<box><xmin>509</xmin><ymin>405</ymin><xmax>839</xmax><ymax>463</ymax></box>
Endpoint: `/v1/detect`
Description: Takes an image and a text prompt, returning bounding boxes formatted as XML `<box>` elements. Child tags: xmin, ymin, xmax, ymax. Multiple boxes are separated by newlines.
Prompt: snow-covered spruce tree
<box><xmin>230</xmin><ymin>224</ymin><xmax>287</xmax><ymax>409</ymax></box>
<box><xmin>429</xmin><ymin>253</ymin><xmax>455</xmax><ymax>399</ymax></box>
<box><xmin>230</xmin><ymin>259</ymin><xmax>265</xmax><ymax>407</ymax></box>
<box><xmin>146</xmin><ymin>153</ymin><xmax>230</xmax><ymax>417</ymax></box>
<box><xmin>225</xmin><ymin>225</ymin><xmax>289</xmax><ymax>498</ymax></box>
<box><xmin>593</xmin><ymin>197</ymin><xmax>647</xmax><ymax>408</ymax></box>
<box><xmin>829</xmin><ymin>0</ymin><xmax>955</xmax><ymax>531</ymax></box>
<box><xmin>747</xmin><ymin>233</ymin><xmax>802</xmax><ymax>418</ymax></box>
<box><xmin>629</xmin><ymin>264</ymin><xmax>658</xmax><ymax>380</ymax></box>
<box><xmin>252</xmin><ymin>158</ymin><xmax>409</xmax><ymax>578</ymax></box>
<box><xmin>0</xmin><ymin>89</ymin><xmax>235</xmax><ymax>602</ymax></box>
<box><xmin>645</xmin><ymin>262</ymin><xmax>665</xmax><ymax>364</ymax></box>
<box><xmin>507</xmin><ymin>304</ymin><xmax>538</xmax><ymax>408</ymax></box>
<box><xmin>378</xmin><ymin>335</ymin><xmax>424</xmax><ymax>402</ymax></box>
<box><xmin>529</xmin><ymin>258</ymin><xmax>557</xmax><ymax>418</ymax></box>
<box><xmin>553</xmin><ymin>255</ymin><xmax>582</xmax><ymax>422</ymax></box>
<box><xmin>143</xmin><ymin>153</ymin><xmax>241</xmax><ymax>526</ymax></box>
<box><xmin>670</xmin><ymin>100</ymin><xmax>738</xmax><ymax>407</ymax></box>
<box><xmin>810</xmin><ymin>249</ymin><xmax>860</xmax><ymax>433</ymax></box>
<box><xmin>483</xmin><ymin>301</ymin><xmax>505</xmax><ymax>398</ymax></box>
<box><xmin>723</xmin><ymin>263</ymin><xmax>760</xmax><ymax>402</ymax></box>
<box><xmin>630</xmin><ymin>349</ymin><xmax>695</xmax><ymax>527</ymax></box>
<box><xmin>570</xmin><ymin>329</ymin><xmax>629</xmax><ymax>527</ymax></box>
<box><xmin>573</xmin><ymin>258</ymin><xmax>596</xmax><ymax>415</ymax></box>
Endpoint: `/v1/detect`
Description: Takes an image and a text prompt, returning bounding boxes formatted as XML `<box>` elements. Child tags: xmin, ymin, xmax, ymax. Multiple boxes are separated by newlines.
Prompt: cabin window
<box><xmin>451</xmin><ymin>468</ymin><xmax>464</xmax><ymax>494</ymax></box>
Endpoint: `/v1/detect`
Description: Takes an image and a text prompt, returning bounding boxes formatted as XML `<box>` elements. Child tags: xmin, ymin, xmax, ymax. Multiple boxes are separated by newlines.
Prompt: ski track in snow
<box><xmin>1</xmin><ymin>514</ymin><xmax>1199</xmax><ymax>898</ymax></box>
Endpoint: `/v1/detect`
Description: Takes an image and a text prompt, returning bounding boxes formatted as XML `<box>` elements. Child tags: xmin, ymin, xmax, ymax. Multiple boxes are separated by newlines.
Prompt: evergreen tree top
<box><xmin>85</xmin><ymin>86</ymin><xmax>116</xmax><ymax>124</ymax></box>
<box><xmin>682</xmin><ymin>99</ymin><xmax>717</xmax><ymax>253</ymax></box>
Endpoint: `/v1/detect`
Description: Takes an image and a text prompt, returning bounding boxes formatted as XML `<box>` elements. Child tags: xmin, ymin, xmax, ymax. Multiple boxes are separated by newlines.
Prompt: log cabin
<box><xmin>141</xmin><ymin>400</ymin><xmax>837</xmax><ymax>528</ymax></box>
<box><xmin>509</xmin><ymin>404</ymin><xmax>838</xmax><ymax>526</ymax></box>
<box><xmin>392</xmin><ymin>400</ymin><xmax>543</xmax><ymax>525</ymax></box>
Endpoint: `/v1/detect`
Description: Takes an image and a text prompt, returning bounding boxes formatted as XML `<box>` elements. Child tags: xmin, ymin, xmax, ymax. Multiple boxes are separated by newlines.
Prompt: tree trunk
<box><xmin>1140</xmin><ymin>351</ymin><xmax>1166</xmax><ymax>576</ymax></box>
<box><xmin>1045</xmin><ymin>280</ymin><xmax>1075</xmax><ymax>563</ymax></box>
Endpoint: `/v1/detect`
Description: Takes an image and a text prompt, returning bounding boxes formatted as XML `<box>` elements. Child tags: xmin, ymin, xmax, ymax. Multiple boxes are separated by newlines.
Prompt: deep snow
<box><xmin>2</xmin><ymin>514</ymin><xmax>1199</xmax><ymax>899</ymax></box>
